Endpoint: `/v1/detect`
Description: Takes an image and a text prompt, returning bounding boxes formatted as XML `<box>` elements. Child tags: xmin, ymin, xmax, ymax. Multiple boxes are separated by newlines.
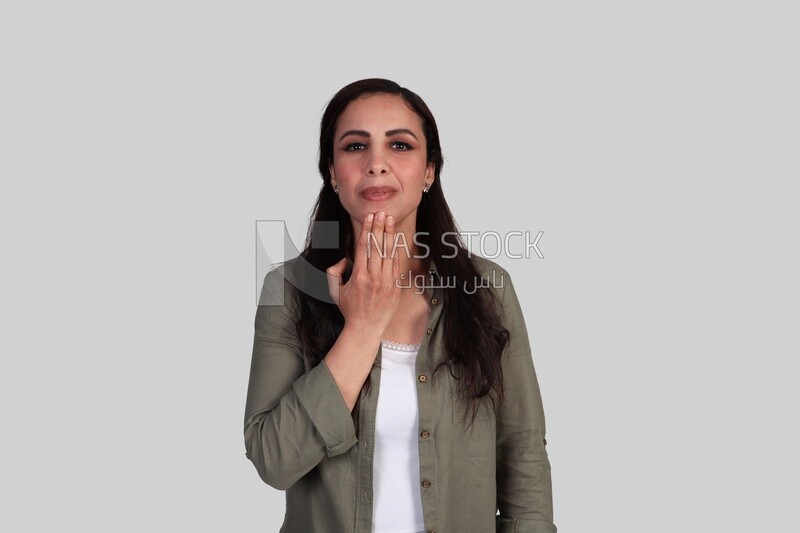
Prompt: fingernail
<box><xmin>387</xmin><ymin>215</ymin><xmax>394</xmax><ymax>225</ymax></box>
<box><xmin>366</xmin><ymin>213</ymin><xmax>374</xmax><ymax>222</ymax></box>
<box><xmin>377</xmin><ymin>211</ymin><xmax>385</xmax><ymax>220</ymax></box>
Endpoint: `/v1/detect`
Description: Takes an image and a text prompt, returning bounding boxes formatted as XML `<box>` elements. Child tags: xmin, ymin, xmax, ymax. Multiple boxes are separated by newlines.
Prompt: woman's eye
<box><xmin>392</xmin><ymin>141</ymin><xmax>411</xmax><ymax>150</ymax></box>
<box><xmin>344</xmin><ymin>142</ymin><xmax>366</xmax><ymax>151</ymax></box>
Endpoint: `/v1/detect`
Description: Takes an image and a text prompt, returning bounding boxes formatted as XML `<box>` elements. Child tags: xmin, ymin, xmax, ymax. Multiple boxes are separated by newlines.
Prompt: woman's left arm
<box><xmin>494</xmin><ymin>269</ymin><xmax>557</xmax><ymax>533</ymax></box>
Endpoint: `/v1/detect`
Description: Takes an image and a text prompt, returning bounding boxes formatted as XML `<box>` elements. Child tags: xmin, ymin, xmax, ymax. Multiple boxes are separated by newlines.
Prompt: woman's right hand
<box><xmin>326</xmin><ymin>211</ymin><xmax>401</xmax><ymax>334</ymax></box>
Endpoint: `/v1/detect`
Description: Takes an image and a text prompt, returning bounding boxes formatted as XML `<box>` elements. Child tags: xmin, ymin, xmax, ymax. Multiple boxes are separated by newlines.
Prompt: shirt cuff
<box><xmin>292</xmin><ymin>360</ymin><xmax>358</xmax><ymax>457</ymax></box>
<box><xmin>496</xmin><ymin>516</ymin><xmax>558</xmax><ymax>533</ymax></box>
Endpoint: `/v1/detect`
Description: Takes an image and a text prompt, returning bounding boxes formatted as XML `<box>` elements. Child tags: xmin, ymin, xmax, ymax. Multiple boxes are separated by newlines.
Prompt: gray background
<box><xmin>2</xmin><ymin>1</ymin><xmax>798</xmax><ymax>531</ymax></box>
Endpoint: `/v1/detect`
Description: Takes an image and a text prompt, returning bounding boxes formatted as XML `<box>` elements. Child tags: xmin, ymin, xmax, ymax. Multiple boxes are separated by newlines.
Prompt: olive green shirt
<box><xmin>244</xmin><ymin>254</ymin><xmax>556</xmax><ymax>532</ymax></box>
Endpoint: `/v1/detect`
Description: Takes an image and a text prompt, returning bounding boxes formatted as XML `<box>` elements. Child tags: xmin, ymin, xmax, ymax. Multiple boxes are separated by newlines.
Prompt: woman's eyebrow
<box><xmin>339</xmin><ymin>129</ymin><xmax>370</xmax><ymax>141</ymax></box>
<box><xmin>338</xmin><ymin>128</ymin><xmax>419</xmax><ymax>142</ymax></box>
<box><xmin>385</xmin><ymin>128</ymin><xmax>418</xmax><ymax>140</ymax></box>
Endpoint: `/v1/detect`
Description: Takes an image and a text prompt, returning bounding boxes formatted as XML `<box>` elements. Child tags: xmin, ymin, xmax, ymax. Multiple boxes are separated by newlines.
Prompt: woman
<box><xmin>244</xmin><ymin>78</ymin><xmax>556</xmax><ymax>533</ymax></box>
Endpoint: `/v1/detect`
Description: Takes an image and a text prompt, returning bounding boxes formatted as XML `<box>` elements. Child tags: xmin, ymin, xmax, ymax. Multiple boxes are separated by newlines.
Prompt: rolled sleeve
<box><xmin>293</xmin><ymin>359</ymin><xmax>358</xmax><ymax>457</ymax></box>
<box><xmin>495</xmin><ymin>269</ymin><xmax>557</xmax><ymax>532</ymax></box>
<box><xmin>496</xmin><ymin>515</ymin><xmax>558</xmax><ymax>533</ymax></box>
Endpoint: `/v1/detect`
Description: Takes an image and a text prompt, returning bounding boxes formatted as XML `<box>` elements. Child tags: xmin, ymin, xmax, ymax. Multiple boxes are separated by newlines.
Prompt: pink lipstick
<box><xmin>360</xmin><ymin>186</ymin><xmax>397</xmax><ymax>201</ymax></box>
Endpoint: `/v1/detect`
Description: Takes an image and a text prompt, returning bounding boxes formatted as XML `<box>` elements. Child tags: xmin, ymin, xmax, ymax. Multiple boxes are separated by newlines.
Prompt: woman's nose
<box><xmin>367</xmin><ymin>148</ymin><xmax>388</xmax><ymax>175</ymax></box>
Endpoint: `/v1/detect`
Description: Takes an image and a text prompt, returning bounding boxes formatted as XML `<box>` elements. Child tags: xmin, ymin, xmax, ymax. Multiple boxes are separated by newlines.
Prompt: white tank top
<box><xmin>371</xmin><ymin>339</ymin><xmax>426</xmax><ymax>533</ymax></box>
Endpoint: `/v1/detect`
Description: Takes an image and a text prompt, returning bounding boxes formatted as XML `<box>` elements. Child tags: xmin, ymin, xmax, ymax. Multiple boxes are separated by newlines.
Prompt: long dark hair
<box><xmin>292</xmin><ymin>78</ymin><xmax>510</xmax><ymax>427</ymax></box>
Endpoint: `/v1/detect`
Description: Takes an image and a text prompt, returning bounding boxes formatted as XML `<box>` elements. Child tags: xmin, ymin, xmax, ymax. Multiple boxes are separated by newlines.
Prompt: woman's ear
<box><xmin>329</xmin><ymin>163</ymin><xmax>336</xmax><ymax>188</ymax></box>
<box><xmin>425</xmin><ymin>162</ymin><xmax>435</xmax><ymax>187</ymax></box>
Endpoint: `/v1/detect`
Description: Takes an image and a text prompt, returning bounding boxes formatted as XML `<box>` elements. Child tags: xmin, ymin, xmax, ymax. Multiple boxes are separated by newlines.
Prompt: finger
<box><xmin>392</xmin><ymin>235</ymin><xmax>400</xmax><ymax>288</ymax></box>
<box><xmin>368</xmin><ymin>211</ymin><xmax>386</xmax><ymax>277</ymax></box>
<box><xmin>326</xmin><ymin>257</ymin><xmax>348</xmax><ymax>305</ymax></box>
<box><xmin>383</xmin><ymin>215</ymin><xmax>396</xmax><ymax>280</ymax></box>
<box><xmin>354</xmin><ymin>212</ymin><xmax>374</xmax><ymax>276</ymax></box>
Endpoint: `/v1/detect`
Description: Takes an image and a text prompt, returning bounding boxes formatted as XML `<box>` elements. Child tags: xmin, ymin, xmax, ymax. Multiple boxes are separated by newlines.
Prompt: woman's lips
<box><xmin>361</xmin><ymin>190</ymin><xmax>397</xmax><ymax>201</ymax></box>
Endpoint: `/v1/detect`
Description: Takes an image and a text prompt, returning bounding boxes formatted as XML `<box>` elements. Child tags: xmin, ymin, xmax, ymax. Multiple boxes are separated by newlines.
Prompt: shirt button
<box><xmin>430</xmin><ymin>298</ymin><xmax>438</xmax><ymax>305</ymax></box>
<box><xmin>421</xmin><ymin>479</ymin><xmax>432</xmax><ymax>488</ymax></box>
<box><xmin>418</xmin><ymin>374</ymin><xmax>428</xmax><ymax>382</ymax></box>
<box><xmin>426</xmin><ymin>327</ymin><xmax>433</xmax><ymax>335</ymax></box>
<box><xmin>420</xmin><ymin>430</ymin><xmax>430</xmax><ymax>439</ymax></box>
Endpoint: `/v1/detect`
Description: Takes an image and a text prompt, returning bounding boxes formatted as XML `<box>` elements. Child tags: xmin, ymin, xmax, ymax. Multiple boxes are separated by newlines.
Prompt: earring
<box><xmin>423</xmin><ymin>182</ymin><xmax>430</xmax><ymax>193</ymax></box>
<box><xmin>333</xmin><ymin>184</ymin><xmax>339</xmax><ymax>194</ymax></box>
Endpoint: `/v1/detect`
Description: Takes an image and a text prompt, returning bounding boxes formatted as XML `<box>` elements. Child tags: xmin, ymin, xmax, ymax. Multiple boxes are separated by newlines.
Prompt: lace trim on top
<box><xmin>381</xmin><ymin>339</ymin><xmax>422</xmax><ymax>352</ymax></box>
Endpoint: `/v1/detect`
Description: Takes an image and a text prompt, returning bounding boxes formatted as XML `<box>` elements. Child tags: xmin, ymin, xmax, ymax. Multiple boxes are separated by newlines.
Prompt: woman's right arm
<box><xmin>243</xmin><ymin>212</ymin><xmax>400</xmax><ymax>490</ymax></box>
<box><xmin>243</xmin><ymin>265</ymin><xmax>358</xmax><ymax>490</ymax></box>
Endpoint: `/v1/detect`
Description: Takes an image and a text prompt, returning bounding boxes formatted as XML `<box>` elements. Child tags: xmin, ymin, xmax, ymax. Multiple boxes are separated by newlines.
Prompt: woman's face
<box><xmin>330</xmin><ymin>92</ymin><xmax>434</xmax><ymax>234</ymax></box>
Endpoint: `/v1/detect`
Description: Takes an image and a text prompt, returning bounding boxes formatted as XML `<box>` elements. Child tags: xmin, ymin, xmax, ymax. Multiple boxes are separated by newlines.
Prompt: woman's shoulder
<box><xmin>259</xmin><ymin>256</ymin><xmax>304</xmax><ymax>309</ymax></box>
<box><xmin>260</xmin><ymin>255</ymin><xmax>334</xmax><ymax>310</ymax></box>
<box><xmin>467</xmin><ymin>253</ymin><xmax>515</xmax><ymax>292</ymax></box>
